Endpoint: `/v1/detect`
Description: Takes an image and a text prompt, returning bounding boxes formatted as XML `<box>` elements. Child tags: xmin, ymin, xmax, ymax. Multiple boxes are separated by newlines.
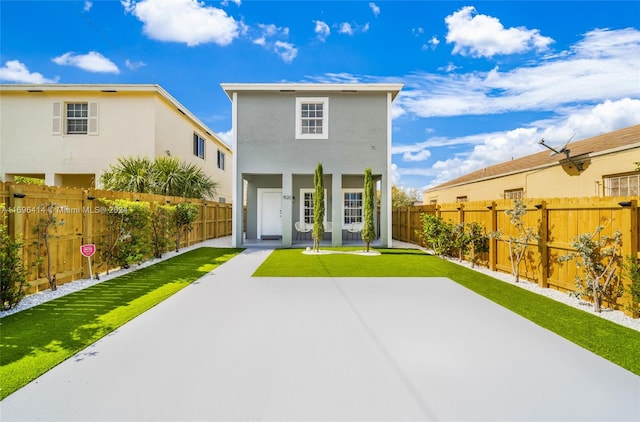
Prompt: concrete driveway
<box><xmin>2</xmin><ymin>247</ymin><xmax>639</xmax><ymax>421</ymax></box>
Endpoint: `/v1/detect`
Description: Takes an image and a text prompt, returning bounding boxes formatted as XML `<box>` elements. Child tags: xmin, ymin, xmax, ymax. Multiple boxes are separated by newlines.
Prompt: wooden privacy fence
<box><xmin>1</xmin><ymin>182</ymin><xmax>232</xmax><ymax>293</ymax></box>
<box><xmin>393</xmin><ymin>196</ymin><xmax>640</xmax><ymax>315</ymax></box>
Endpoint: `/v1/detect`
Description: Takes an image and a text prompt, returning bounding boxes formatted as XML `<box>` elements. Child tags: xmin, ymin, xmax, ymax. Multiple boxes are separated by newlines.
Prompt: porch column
<box><xmin>379</xmin><ymin>173</ymin><xmax>391</xmax><ymax>247</ymax></box>
<box><xmin>332</xmin><ymin>173</ymin><xmax>342</xmax><ymax>246</ymax></box>
<box><xmin>282</xmin><ymin>172</ymin><xmax>293</xmax><ymax>247</ymax></box>
<box><xmin>232</xmin><ymin>174</ymin><xmax>244</xmax><ymax>248</ymax></box>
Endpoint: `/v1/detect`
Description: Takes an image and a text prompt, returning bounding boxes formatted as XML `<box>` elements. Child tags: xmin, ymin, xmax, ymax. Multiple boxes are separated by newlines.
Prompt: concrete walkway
<box><xmin>2</xmin><ymin>244</ymin><xmax>639</xmax><ymax>421</ymax></box>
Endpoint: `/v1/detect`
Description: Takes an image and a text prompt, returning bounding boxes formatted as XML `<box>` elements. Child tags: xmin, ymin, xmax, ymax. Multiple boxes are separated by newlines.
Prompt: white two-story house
<box><xmin>0</xmin><ymin>84</ymin><xmax>232</xmax><ymax>202</ymax></box>
<box><xmin>221</xmin><ymin>83</ymin><xmax>403</xmax><ymax>248</ymax></box>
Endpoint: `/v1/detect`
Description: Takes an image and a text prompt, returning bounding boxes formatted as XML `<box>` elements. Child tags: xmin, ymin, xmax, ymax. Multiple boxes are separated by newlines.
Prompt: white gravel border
<box><xmin>3</xmin><ymin>238</ymin><xmax>639</xmax><ymax>333</ymax></box>
<box><xmin>0</xmin><ymin>237</ymin><xmax>233</xmax><ymax>318</ymax></box>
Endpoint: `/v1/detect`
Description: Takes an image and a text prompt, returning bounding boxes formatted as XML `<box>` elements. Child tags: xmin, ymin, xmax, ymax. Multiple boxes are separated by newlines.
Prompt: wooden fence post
<box><xmin>619</xmin><ymin>199</ymin><xmax>638</xmax><ymax>317</ymax></box>
<box><xmin>488</xmin><ymin>201</ymin><xmax>497</xmax><ymax>271</ymax></box>
<box><xmin>537</xmin><ymin>201</ymin><xmax>549</xmax><ymax>288</ymax></box>
<box><xmin>406</xmin><ymin>207</ymin><xmax>411</xmax><ymax>243</ymax></box>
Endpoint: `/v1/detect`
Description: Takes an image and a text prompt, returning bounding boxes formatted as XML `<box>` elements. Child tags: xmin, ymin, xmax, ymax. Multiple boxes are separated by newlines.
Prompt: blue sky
<box><xmin>2</xmin><ymin>1</ymin><xmax>639</xmax><ymax>194</ymax></box>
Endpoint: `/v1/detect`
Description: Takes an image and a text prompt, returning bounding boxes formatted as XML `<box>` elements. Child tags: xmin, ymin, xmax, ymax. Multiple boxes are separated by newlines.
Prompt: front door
<box><xmin>258</xmin><ymin>189</ymin><xmax>282</xmax><ymax>239</ymax></box>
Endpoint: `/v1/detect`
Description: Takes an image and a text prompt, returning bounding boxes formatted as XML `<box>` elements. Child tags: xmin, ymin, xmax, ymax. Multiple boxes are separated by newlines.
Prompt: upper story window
<box><xmin>296</xmin><ymin>97</ymin><xmax>329</xmax><ymax>140</ymax></box>
<box><xmin>456</xmin><ymin>196</ymin><xmax>468</xmax><ymax>203</ymax></box>
<box><xmin>604</xmin><ymin>172</ymin><xmax>639</xmax><ymax>196</ymax></box>
<box><xmin>193</xmin><ymin>133</ymin><xmax>205</xmax><ymax>159</ymax></box>
<box><xmin>504</xmin><ymin>188</ymin><xmax>524</xmax><ymax>200</ymax></box>
<box><xmin>53</xmin><ymin>102</ymin><xmax>98</xmax><ymax>135</ymax></box>
<box><xmin>67</xmin><ymin>103</ymin><xmax>88</xmax><ymax>134</ymax></box>
<box><xmin>217</xmin><ymin>150</ymin><xmax>225</xmax><ymax>170</ymax></box>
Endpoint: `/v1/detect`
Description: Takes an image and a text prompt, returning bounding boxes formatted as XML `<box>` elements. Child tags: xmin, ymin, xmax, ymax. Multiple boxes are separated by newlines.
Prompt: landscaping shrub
<box><xmin>100</xmin><ymin>198</ymin><xmax>152</xmax><ymax>272</ymax></box>
<box><xmin>0</xmin><ymin>212</ymin><xmax>28</xmax><ymax>309</ymax></box>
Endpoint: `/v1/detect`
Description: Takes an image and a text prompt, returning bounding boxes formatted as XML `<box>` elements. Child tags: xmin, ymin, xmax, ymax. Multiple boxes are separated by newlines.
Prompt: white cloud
<box><xmin>221</xmin><ymin>0</ymin><xmax>241</xmax><ymax>6</ymax></box>
<box><xmin>84</xmin><ymin>1</ymin><xmax>93</xmax><ymax>12</ymax></box>
<box><xmin>125</xmin><ymin>59</ymin><xmax>146</xmax><ymax>70</ymax></box>
<box><xmin>0</xmin><ymin>60</ymin><xmax>58</xmax><ymax>83</ymax></box>
<box><xmin>216</xmin><ymin>129</ymin><xmax>233</xmax><ymax>147</ymax></box>
<box><xmin>122</xmin><ymin>0</ymin><xmax>239</xmax><ymax>47</ymax></box>
<box><xmin>339</xmin><ymin>22</ymin><xmax>353</xmax><ymax>35</ymax></box>
<box><xmin>251</xmin><ymin>23</ymin><xmax>297</xmax><ymax>63</ymax></box>
<box><xmin>52</xmin><ymin>51</ymin><xmax>119</xmax><ymax>74</ymax></box>
<box><xmin>274</xmin><ymin>41</ymin><xmax>298</xmax><ymax>63</ymax></box>
<box><xmin>314</xmin><ymin>20</ymin><xmax>330</xmax><ymax>41</ymax></box>
<box><xmin>414</xmin><ymin>99</ymin><xmax>640</xmax><ymax>190</ymax></box>
<box><xmin>396</xmin><ymin>28</ymin><xmax>640</xmax><ymax>118</ymax></box>
<box><xmin>369</xmin><ymin>2</ymin><xmax>380</xmax><ymax>17</ymax></box>
<box><xmin>402</xmin><ymin>149</ymin><xmax>432</xmax><ymax>162</ymax></box>
<box><xmin>445</xmin><ymin>6</ymin><xmax>554</xmax><ymax>58</ymax></box>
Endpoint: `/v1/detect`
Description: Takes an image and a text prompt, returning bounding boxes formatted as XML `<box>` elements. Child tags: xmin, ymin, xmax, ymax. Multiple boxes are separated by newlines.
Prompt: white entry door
<box><xmin>258</xmin><ymin>189</ymin><xmax>282</xmax><ymax>239</ymax></box>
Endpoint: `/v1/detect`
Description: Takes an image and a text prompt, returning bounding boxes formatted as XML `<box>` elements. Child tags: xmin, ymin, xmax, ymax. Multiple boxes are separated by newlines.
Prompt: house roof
<box><xmin>425</xmin><ymin>124</ymin><xmax>640</xmax><ymax>192</ymax></box>
<box><xmin>0</xmin><ymin>83</ymin><xmax>231</xmax><ymax>154</ymax></box>
<box><xmin>220</xmin><ymin>83</ymin><xmax>404</xmax><ymax>101</ymax></box>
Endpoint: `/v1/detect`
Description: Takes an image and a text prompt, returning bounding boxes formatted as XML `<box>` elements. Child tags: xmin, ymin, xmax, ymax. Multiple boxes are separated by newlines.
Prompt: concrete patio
<box><xmin>2</xmin><ymin>244</ymin><xmax>639</xmax><ymax>421</ymax></box>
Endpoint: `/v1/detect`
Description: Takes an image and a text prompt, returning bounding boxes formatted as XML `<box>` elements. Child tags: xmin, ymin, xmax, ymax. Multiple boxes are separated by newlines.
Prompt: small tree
<box><xmin>312</xmin><ymin>162</ymin><xmax>325</xmax><ymax>252</ymax></box>
<box><xmin>99</xmin><ymin>199</ymin><xmax>152</xmax><ymax>271</ymax></box>
<box><xmin>33</xmin><ymin>203</ymin><xmax>64</xmax><ymax>291</ymax></box>
<box><xmin>150</xmin><ymin>203</ymin><xmax>175</xmax><ymax>258</ymax></box>
<box><xmin>174</xmin><ymin>203</ymin><xmax>199</xmax><ymax>252</ymax></box>
<box><xmin>417</xmin><ymin>214</ymin><xmax>455</xmax><ymax>257</ymax></box>
<box><xmin>466</xmin><ymin>222</ymin><xmax>489</xmax><ymax>268</ymax></box>
<box><xmin>0</xmin><ymin>211</ymin><xmax>28</xmax><ymax>309</ymax></box>
<box><xmin>558</xmin><ymin>226</ymin><xmax>623</xmax><ymax>313</ymax></box>
<box><xmin>491</xmin><ymin>200</ymin><xmax>538</xmax><ymax>283</ymax></box>
<box><xmin>361</xmin><ymin>168</ymin><xmax>376</xmax><ymax>252</ymax></box>
<box><xmin>624</xmin><ymin>256</ymin><xmax>640</xmax><ymax>317</ymax></box>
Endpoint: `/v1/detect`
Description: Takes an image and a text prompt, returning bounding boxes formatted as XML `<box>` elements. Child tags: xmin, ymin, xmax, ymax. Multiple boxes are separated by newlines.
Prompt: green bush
<box><xmin>100</xmin><ymin>199</ymin><xmax>152</xmax><ymax>272</ymax></box>
<box><xmin>625</xmin><ymin>256</ymin><xmax>640</xmax><ymax>316</ymax></box>
<box><xmin>150</xmin><ymin>203</ymin><xmax>176</xmax><ymax>258</ymax></box>
<box><xmin>0</xmin><ymin>212</ymin><xmax>28</xmax><ymax>309</ymax></box>
<box><xmin>417</xmin><ymin>214</ymin><xmax>455</xmax><ymax>257</ymax></box>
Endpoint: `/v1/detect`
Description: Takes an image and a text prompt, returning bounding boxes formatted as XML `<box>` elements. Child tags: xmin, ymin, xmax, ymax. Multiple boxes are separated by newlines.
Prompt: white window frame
<box><xmin>342</xmin><ymin>189</ymin><xmax>364</xmax><ymax>228</ymax></box>
<box><xmin>295</xmin><ymin>97</ymin><xmax>329</xmax><ymax>140</ymax></box>
<box><xmin>299</xmin><ymin>188</ymin><xmax>328</xmax><ymax>224</ymax></box>
<box><xmin>504</xmin><ymin>188</ymin><xmax>524</xmax><ymax>200</ymax></box>
<box><xmin>217</xmin><ymin>149</ymin><xmax>225</xmax><ymax>170</ymax></box>
<box><xmin>193</xmin><ymin>133</ymin><xmax>205</xmax><ymax>159</ymax></box>
<box><xmin>604</xmin><ymin>173</ymin><xmax>640</xmax><ymax>196</ymax></box>
<box><xmin>57</xmin><ymin>102</ymin><xmax>98</xmax><ymax>135</ymax></box>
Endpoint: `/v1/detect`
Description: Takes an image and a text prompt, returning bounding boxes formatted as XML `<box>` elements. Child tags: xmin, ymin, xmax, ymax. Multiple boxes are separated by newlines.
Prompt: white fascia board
<box><xmin>220</xmin><ymin>83</ymin><xmax>404</xmax><ymax>101</ymax></box>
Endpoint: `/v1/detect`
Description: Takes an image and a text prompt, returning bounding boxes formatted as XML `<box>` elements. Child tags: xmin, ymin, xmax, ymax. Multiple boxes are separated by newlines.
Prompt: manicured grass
<box><xmin>254</xmin><ymin>248</ymin><xmax>640</xmax><ymax>375</ymax></box>
<box><xmin>0</xmin><ymin>247</ymin><xmax>242</xmax><ymax>400</ymax></box>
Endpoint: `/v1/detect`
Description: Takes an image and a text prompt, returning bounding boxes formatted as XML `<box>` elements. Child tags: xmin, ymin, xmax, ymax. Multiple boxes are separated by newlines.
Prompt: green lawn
<box><xmin>254</xmin><ymin>248</ymin><xmax>640</xmax><ymax>376</ymax></box>
<box><xmin>0</xmin><ymin>247</ymin><xmax>243</xmax><ymax>400</ymax></box>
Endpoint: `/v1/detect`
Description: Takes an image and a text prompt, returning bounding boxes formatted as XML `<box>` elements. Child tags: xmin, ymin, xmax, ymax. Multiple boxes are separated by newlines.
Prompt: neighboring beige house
<box><xmin>0</xmin><ymin>84</ymin><xmax>232</xmax><ymax>202</ymax></box>
<box><xmin>424</xmin><ymin>124</ymin><xmax>640</xmax><ymax>204</ymax></box>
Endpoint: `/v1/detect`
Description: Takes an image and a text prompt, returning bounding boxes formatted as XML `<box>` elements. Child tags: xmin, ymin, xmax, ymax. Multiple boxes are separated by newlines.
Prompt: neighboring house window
<box><xmin>218</xmin><ymin>197</ymin><xmax>226</xmax><ymax>204</ymax></box>
<box><xmin>193</xmin><ymin>133</ymin><xmax>205</xmax><ymax>159</ymax></box>
<box><xmin>343</xmin><ymin>190</ymin><xmax>363</xmax><ymax>226</ymax></box>
<box><xmin>504</xmin><ymin>188</ymin><xmax>524</xmax><ymax>200</ymax></box>
<box><xmin>217</xmin><ymin>150</ymin><xmax>225</xmax><ymax>170</ymax></box>
<box><xmin>300</xmin><ymin>188</ymin><xmax>327</xmax><ymax>224</ymax></box>
<box><xmin>429</xmin><ymin>199</ymin><xmax>438</xmax><ymax>205</ymax></box>
<box><xmin>296</xmin><ymin>97</ymin><xmax>329</xmax><ymax>139</ymax></box>
<box><xmin>604</xmin><ymin>173</ymin><xmax>640</xmax><ymax>196</ymax></box>
<box><xmin>55</xmin><ymin>102</ymin><xmax>98</xmax><ymax>135</ymax></box>
<box><xmin>456</xmin><ymin>196</ymin><xmax>468</xmax><ymax>202</ymax></box>
<box><xmin>67</xmin><ymin>103</ymin><xmax>88</xmax><ymax>134</ymax></box>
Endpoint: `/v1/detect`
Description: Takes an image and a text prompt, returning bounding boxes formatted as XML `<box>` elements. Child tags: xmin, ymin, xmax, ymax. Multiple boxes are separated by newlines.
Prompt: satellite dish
<box><xmin>539</xmin><ymin>133</ymin><xmax>575</xmax><ymax>156</ymax></box>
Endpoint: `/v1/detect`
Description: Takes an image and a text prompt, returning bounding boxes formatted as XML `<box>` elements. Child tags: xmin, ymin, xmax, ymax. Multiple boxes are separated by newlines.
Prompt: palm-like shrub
<box><xmin>100</xmin><ymin>156</ymin><xmax>218</xmax><ymax>200</ymax></box>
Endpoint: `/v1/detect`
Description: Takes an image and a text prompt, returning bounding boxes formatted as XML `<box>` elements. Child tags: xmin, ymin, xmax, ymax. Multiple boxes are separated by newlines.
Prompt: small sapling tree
<box><xmin>466</xmin><ymin>222</ymin><xmax>489</xmax><ymax>268</ymax></box>
<box><xmin>150</xmin><ymin>203</ymin><xmax>175</xmax><ymax>258</ymax></box>
<box><xmin>624</xmin><ymin>256</ymin><xmax>640</xmax><ymax>317</ymax></box>
<box><xmin>174</xmin><ymin>203</ymin><xmax>199</xmax><ymax>252</ymax></box>
<box><xmin>558</xmin><ymin>226</ymin><xmax>623</xmax><ymax>313</ymax></box>
<box><xmin>0</xmin><ymin>210</ymin><xmax>28</xmax><ymax>309</ymax></box>
<box><xmin>361</xmin><ymin>168</ymin><xmax>376</xmax><ymax>252</ymax></box>
<box><xmin>491</xmin><ymin>200</ymin><xmax>538</xmax><ymax>283</ymax></box>
<box><xmin>33</xmin><ymin>203</ymin><xmax>64</xmax><ymax>291</ymax></box>
<box><xmin>312</xmin><ymin>162</ymin><xmax>325</xmax><ymax>253</ymax></box>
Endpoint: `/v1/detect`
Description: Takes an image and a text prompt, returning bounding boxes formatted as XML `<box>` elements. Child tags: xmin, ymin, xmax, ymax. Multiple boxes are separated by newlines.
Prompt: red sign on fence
<box><xmin>80</xmin><ymin>244</ymin><xmax>96</xmax><ymax>257</ymax></box>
